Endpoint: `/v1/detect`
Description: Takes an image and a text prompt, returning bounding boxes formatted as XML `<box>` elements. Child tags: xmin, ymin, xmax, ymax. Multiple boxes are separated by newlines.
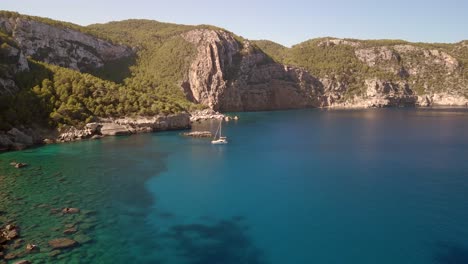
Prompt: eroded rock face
<box><xmin>182</xmin><ymin>29</ymin><xmax>324</xmax><ymax>111</ymax></box>
<box><xmin>0</xmin><ymin>128</ymin><xmax>45</xmax><ymax>151</ymax></box>
<box><xmin>181</xmin><ymin>29</ymin><xmax>468</xmax><ymax>111</ymax></box>
<box><xmin>356</xmin><ymin>44</ymin><xmax>461</xmax><ymax>76</ymax></box>
<box><xmin>325</xmin><ymin>79</ymin><xmax>419</xmax><ymax>108</ymax></box>
<box><xmin>318</xmin><ymin>38</ymin><xmax>361</xmax><ymax>48</ymax></box>
<box><xmin>0</xmin><ymin>16</ymin><xmax>133</xmax><ymax>71</ymax></box>
<box><xmin>392</xmin><ymin>45</ymin><xmax>460</xmax><ymax>74</ymax></box>
<box><xmin>363</xmin><ymin>79</ymin><xmax>418</xmax><ymax>106</ymax></box>
<box><xmin>0</xmin><ymin>42</ymin><xmax>29</xmax><ymax>95</ymax></box>
<box><xmin>182</xmin><ymin>29</ymin><xmax>239</xmax><ymax>109</ymax></box>
<box><xmin>57</xmin><ymin>113</ymin><xmax>191</xmax><ymax>142</ymax></box>
<box><xmin>355</xmin><ymin>47</ymin><xmax>400</xmax><ymax>67</ymax></box>
<box><xmin>427</xmin><ymin>93</ymin><xmax>468</xmax><ymax>106</ymax></box>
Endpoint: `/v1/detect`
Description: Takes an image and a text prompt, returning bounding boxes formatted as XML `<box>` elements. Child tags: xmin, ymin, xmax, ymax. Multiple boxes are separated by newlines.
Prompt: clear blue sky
<box><xmin>1</xmin><ymin>0</ymin><xmax>467</xmax><ymax>47</ymax></box>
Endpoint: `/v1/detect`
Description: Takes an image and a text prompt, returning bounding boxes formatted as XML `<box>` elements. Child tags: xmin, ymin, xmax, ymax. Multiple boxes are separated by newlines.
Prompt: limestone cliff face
<box><xmin>182</xmin><ymin>29</ymin><xmax>324</xmax><ymax>111</ymax></box>
<box><xmin>182</xmin><ymin>33</ymin><xmax>468</xmax><ymax>110</ymax></box>
<box><xmin>0</xmin><ymin>41</ymin><xmax>29</xmax><ymax>95</ymax></box>
<box><xmin>0</xmin><ymin>16</ymin><xmax>133</xmax><ymax>71</ymax></box>
<box><xmin>326</xmin><ymin>79</ymin><xmax>419</xmax><ymax>108</ymax></box>
<box><xmin>354</xmin><ymin>44</ymin><xmax>460</xmax><ymax>77</ymax></box>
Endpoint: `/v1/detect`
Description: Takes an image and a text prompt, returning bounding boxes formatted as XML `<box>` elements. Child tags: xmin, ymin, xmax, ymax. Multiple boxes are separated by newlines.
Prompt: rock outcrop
<box><xmin>418</xmin><ymin>93</ymin><xmax>468</xmax><ymax>107</ymax></box>
<box><xmin>0</xmin><ymin>16</ymin><xmax>133</xmax><ymax>72</ymax></box>
<box><xmin>0</xmin><ymin>41</ymin><xmax>29</xmax><ymax>95</ymax></box>
<box><xmin>0</xmin><ymin>113</ymin><xmax>191</xmax><ymax>150</ymax></box>
<box><xmin>182</xmin><ymin>32</ymin><xmax>467</xmax><ymax>110</ymax></box>
<box><xmin>327</xmin><ymin>79</ymin><xmax>418</xmax><ymax>108</ymax></box>
<box><xmin>0</xmin><ymin>127</ymin><xmax>44</xmax><ymax>151</ymax></box>
<box><xmin>362</xmin><ymin>78</ymin><xmax>417</xmax><ymax>106</ymax></box>
<box><xmin>190</xmin><ymin>109</ymin><xmax>225</xmax><ymax>122</ymax></box>
<box><xmin>182</xmin><ymin>29</ymin><xmax>324</xmax><ymax>111</ymax></box>
<box><xmin>57</xmin><ymin>113</ymin><xmax>191</xmax><ymax>142</ymax></box>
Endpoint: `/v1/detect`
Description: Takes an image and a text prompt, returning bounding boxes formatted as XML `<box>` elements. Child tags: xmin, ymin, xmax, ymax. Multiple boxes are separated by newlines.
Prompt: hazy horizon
<box><xmin>1</xmin><ymin>0</ymin><xmax>467</xmax><ymax>47</ymax></box>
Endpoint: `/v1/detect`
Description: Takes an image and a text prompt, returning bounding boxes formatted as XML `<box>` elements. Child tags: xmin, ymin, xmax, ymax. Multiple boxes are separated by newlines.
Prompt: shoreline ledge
<box><xmin>0</xmin><ymin>110</ymin><xmax>230</xmax><ymax>152</ymax></box>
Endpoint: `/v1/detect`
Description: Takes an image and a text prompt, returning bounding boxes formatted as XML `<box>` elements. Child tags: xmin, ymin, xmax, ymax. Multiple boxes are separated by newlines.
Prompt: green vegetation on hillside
<box><xmin>252</xmin><ymin>40</ymin><xmax>288</xmax><ymax>62</ymax></box>
<box><xmin>1</xmin><ymin>11</ymin><xmax>467</xmax><ymax>132</ymax></box>
<box><xmin>0</xmin><ymin>14</ymin><xmax>209</xmax><ymax>130</ymax></box>
<box><xmin>254</xmin><ymin>37</ymin><xmax>468</xmax><ymax>98</ymax></box>
<box><xmin>0</xmin><ymin>59</ymin><xmax>196</xmax><ymax>130</ymax></box>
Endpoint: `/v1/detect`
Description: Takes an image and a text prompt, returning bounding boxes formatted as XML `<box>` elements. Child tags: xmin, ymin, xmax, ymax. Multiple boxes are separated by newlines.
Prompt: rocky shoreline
<box><xmin>56</xmin><ymin>113</ymin><xmax>191</xmax><ymax>143</ymax></box>
<box><xmin>1</xmin><ymin>104</ymin><xmax>468</xmax><ymax>152</ymax></box>
<box><xmin>325</xmin><ymin>94</ymin><xmax>468</xmax><ymax>109</ymax></box>
<box><xmin>0</xmin><ymin>113</ymin><xmax>191</xmax><ymax>152</ymax></box>
<box><xmin>0</xmin><ymin>110</ymin><xmax>231</xmax><ymax>152</ymax></box>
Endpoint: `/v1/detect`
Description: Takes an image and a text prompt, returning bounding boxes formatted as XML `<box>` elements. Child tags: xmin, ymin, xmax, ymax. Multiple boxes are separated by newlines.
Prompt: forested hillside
<box><xmin>0</xmin><ymin>10</ymin><xmax>467</xmax><ymax>134</ymax></box>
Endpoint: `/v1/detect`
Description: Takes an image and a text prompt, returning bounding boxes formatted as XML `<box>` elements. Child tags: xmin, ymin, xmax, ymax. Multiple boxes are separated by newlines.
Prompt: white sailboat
<box><xmin>211</xmin><ymin>120</ymin><xmax>228</xmax><ymax>144</ymax></box>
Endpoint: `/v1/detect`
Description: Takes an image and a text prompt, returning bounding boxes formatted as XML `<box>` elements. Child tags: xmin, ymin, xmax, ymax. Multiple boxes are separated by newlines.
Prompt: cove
<box><xmin>1</xmin><ymin>108</ymin><xmax>468</xmax><ymax>264</ymax></box>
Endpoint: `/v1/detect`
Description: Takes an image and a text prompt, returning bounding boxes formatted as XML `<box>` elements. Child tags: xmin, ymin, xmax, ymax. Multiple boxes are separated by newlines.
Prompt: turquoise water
<box><xmin>1</xmin><ymin>108</ymin><xmax>468</xmax><ymax>263</ymax></box>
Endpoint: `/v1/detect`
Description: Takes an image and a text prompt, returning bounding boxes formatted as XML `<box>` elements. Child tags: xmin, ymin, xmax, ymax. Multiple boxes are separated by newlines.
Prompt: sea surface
<box><xmin>1</xmin><ymin>108</ymin><xmax>468</xmax><ymax>264</ymax></box>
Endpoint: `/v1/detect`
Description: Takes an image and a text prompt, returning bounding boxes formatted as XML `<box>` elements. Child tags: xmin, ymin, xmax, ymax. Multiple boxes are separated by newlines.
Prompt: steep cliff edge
<box><xmin>179</xmin><ymin>31</ymin><xmax>468</xmax><ymax>111</ymax></box>
<box><xmin>0</xmin><ymin>15</ymin><xmax>133</xmax><ymax>72</ymax></box>
<box><xmin>0</xmin><ymin>38</ymin><xmax>29</xmax><ymax>95</ymax></box>
<box><xmin>182</xmin><ymin>29</ymin><xmax>324</xmax><ymax>111</ymax></box>
<box><xmin>255</xmin><ymin>38</ymin><xmax>468</xmax><ymax>108</ymax></box>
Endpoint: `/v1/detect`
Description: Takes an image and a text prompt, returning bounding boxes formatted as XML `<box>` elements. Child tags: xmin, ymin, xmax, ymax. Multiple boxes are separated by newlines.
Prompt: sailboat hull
<box><xmin>211</xmin><ymin>139</ymin><xmax>228</xmax><ymax>144</ymax></box>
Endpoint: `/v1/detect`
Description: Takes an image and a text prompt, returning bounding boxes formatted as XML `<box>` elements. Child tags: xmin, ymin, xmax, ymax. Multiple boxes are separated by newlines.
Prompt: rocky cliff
<box><xmin>0</xmin><ymin>36</ymin><xmax>29</xmax><ymax>95</ymax></box>
<box><xmin>183</xmin><ymin>33</ymin><xmax>468</xmax><ymax>110</ymax></box>
<box><xmin>182</xmin><ymin>29</ymin><xmax>324</xmax><ymax>111</ymax></box>
<box><xmin>0</xmin><ymin>16</ymin><xmax>133</xmax><ymax>72</ymax></box>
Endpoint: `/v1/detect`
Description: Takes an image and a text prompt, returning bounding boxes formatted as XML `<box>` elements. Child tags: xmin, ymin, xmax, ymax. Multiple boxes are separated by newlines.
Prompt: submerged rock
<box><xmin>63</xmin><ymin>227</ymin><xmax>77</xmax><ymax>235</ymax></box>
<box><xmin>64</xmin><ymin>223</ymin><xmax>76</xmax><ymax>229</ymax></box>
<box><xmin>4</xmin><ymin>252</ymin><xmax>18</xmax><ymax>260</ymax></box>
<box><xmin>25</xmin><ymin>243</ymin><xmax>39</xmax><ymax>253</ymax></box>
<box><xmin>73</xmin><ymin>234</ymin><xmax>92</xmax><ymax>244</ymax></box>
<box><xmin>10</xmin><ymin>162</ymin><xmax>28</xmax><ymax>169</ymax></box>
<box><xmin>48</xmin><ymin>250</ymin><xmax>61</xmax><ymax>257</ymax></box>
<box><xmin>13</xmin><ymin>260</ymin><xmax>31</xmax><ymax>264</ymax></box>
<box><xmin>1</xmin><ymin>224</ymin><xmax>20</xmax><ymax>240</ymax></box>
<box><xmin>48</xmin><ymin>238</ymin><xmax>78</xmax><ymax>249</ymax></box>
<box><xmin>62</xmin><ymin>208</ymin><xmax>80</xmax><ymax>214</ymax></box>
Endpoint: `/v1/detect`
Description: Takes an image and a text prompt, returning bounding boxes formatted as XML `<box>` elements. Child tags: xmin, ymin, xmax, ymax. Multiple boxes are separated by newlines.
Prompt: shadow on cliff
<box><xmin>162</xmin><ymin>216</ymin><xmax>267</xmax><ymax>264</ymax></box>
<box><xmin>87</xmin><ymin>54</ymin><xmax>137</xmax><ymax>84</ymax></box>
<box><xmin>1</xmin><ymin>61</ymin><xmax>55</xmax><ymax>130</ymax></box>
<box><xmin>434</xmin><ymin>241</ymin><xmax>468</xmax><ymax>264</ymax></box>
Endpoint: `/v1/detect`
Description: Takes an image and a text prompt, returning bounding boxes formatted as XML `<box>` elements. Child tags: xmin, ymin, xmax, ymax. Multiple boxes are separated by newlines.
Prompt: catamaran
<box><xmin>211</xmin><ymin>120</ymin><xmax>228</xmax><ymax>144</ymax></box>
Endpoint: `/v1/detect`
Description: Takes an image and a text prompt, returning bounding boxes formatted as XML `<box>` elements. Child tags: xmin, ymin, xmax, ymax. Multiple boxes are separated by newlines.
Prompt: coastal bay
<box><xmin>1</xmin><ymin>108</ymin><xmax>468</xmax><ymax>264</ymax></box>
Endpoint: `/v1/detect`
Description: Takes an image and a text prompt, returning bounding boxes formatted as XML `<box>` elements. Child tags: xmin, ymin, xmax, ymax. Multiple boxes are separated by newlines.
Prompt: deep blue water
<box><xmin>1</xmin><ymin>108</ymin><xmax>468</xmax><ymax>264</ymax></box>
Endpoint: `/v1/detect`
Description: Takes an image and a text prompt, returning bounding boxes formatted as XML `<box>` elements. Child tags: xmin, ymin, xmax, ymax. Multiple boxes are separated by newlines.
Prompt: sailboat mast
<box><xmin>213</xmin><ymin>120</ymin><xmax>220</xmax><ymax>140</ymax></box>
